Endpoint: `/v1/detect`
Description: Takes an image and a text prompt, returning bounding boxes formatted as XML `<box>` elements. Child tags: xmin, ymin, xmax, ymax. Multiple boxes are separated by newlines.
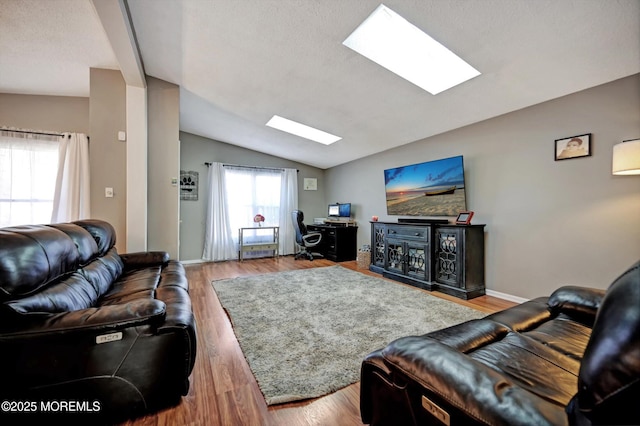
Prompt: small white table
<box><xmin>238</xmin><ymin>226</ymin><xmax>279</xmax><ymax>261</ymax></box>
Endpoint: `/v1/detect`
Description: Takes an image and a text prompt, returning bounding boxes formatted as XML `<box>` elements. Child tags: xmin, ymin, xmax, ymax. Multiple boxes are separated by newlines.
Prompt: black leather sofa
<box><xmin>361</xmin><ymin>260</ymin><xmax>640</xmax><ymax>425</ymax></box>
<box><xmin>0</xmin><ymin>220</ymin><xmax>197</xmax><ymax>423</ymax></box>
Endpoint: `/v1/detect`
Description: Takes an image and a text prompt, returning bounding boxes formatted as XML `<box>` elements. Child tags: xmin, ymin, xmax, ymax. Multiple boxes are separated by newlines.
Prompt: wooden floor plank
<box><xmin>120</xmin><ymin>257</ymin><xmax>516</xmax><ymax>425</ymax></box>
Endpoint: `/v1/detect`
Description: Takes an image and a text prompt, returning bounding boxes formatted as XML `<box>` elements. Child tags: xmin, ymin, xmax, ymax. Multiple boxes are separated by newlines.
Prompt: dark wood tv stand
<box><xmin>369</xmin><ymin>221</ymin><xmax>485</xmax><ymax>299</ymax></box>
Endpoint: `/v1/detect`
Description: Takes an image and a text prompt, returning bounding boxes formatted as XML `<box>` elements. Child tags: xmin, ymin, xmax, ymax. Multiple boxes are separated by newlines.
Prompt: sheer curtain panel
<box><xmin>51</xmin><ymin>133</ymin><xmax>91</xmax><ymax>223</ymax></box>
<box><xmin>202</xmin><ymin>162</ymin><xmax>236</xmax><ymax>261</ymax></box>
<box><xmin>279</xmin><ymin>168</ymin><xmax>298</xmax><ymax>256</ymax></box>
<box><xmin>0</xmin><ymin>129</ymin><xmax>59</xmax><ymax>227</ymax></box>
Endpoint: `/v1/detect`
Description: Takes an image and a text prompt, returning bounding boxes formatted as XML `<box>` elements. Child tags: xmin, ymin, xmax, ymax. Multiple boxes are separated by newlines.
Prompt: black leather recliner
<box><xmin>0</xmin><ymin>220</ymin><xmax>197</xmax><ymax>423</ymax></box>
<box><xmin>291</xmin><ymin>210</ymin><xmax>323</xmax><ymax>260</ymax></box>
<box><xmin>361</xmin><ymin>260</ymin><xmax>640</xmax><ymax>425</ymax></box>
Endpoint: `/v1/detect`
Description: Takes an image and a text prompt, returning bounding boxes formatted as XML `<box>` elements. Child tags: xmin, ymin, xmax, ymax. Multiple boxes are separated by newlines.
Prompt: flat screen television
<box><xmin>328</xmin><ymin>203</ymin><xmax>351</xmax><ymax>218</ymax></box>
<box><xmin>384</xmin><ymin>155</ymin><xmax>467</xmax><ymax>216</ymax></box>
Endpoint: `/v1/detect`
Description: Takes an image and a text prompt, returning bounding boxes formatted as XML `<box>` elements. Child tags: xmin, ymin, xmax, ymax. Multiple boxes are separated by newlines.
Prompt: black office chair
<box><xmin>291</xmin><ymin>210</ymin><xmax>323</xmax><ymax>260</ymax></box>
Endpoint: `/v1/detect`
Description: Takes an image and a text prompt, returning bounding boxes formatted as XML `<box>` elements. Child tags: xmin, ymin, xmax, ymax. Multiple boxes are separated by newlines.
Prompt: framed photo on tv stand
<box><xmin>455</xmin><ymin>211</ymin><xmax>474</xmax><ymax>225</ymax></box>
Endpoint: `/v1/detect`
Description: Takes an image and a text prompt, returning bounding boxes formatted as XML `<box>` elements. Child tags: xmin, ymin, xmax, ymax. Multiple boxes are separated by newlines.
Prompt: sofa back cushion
<box><xmin>4</xmin><ymin>248</ymin><xmax>124</xmax><ymax>316</ymax></box>
<box><xmin>48</xmin><ymin>223</ymin><xmax>101</xmax><ymax>265</ymax></box>
<box><xmin>572</xmin><ymin>260</ymin><xmax>640</xmax><ymax>424</ymax></box>
<box><xmin>0</xmin><ymin>225</ymin><xmax>81</xmax><ymax>299</ymax></box>
<box><xmin>0</xmin><ymin>220</ymin><xmax>119</xmax><ymax>308</ymax></box>
<box><xmin>69</xmin><ymin>220</ymin><xmax>117</xmax><ymax>257</ymax></box>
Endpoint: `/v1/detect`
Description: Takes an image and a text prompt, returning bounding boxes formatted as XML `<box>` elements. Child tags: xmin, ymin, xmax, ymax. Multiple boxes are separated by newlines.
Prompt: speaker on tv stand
<box><xmin>397</xmin><ymin>218</ymin><xmax>450</xmax><ymax>224</ymax></box>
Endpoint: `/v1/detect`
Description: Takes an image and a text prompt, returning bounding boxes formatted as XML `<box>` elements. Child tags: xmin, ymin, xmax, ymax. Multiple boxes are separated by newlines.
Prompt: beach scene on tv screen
<box><xmin>384</xmin><ymin>156</ymin><xmax>467</xmax><ymax>216</ymax></box>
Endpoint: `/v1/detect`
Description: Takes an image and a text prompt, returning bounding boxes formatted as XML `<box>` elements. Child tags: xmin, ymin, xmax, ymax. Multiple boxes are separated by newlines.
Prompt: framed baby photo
<box><xmin>554</xmin><ymin>133</ymin><xmax>592</xmax><ymax>161</ymax></box>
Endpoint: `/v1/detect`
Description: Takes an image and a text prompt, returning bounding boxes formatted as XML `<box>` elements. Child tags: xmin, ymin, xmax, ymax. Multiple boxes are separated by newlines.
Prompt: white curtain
<box><xmin>279</xmin><ymin>168</ymin><xmax>298</xmax><ymax>255</ymax></box>
<box><xmin>0</xmin><ymin>129</ymin><xmax>59</xmax><ymax>227</ymax></box>
<box><xmin>202</xmin><ymin>162</ymin><xmax>236</xmax><ymax>261</ymax></box>
<box><xmin>51</xmin><ymin>132</ymin><xmax>90</xmax><ymax>223</ymax></box>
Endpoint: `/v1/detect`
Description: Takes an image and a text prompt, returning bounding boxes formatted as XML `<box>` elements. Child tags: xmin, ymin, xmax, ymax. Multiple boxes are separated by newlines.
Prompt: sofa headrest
<box><xmin>3</xmin><ymin>248</ymin><xmax>123</xmax><ymax>316</ymax></box>
<box><xmin>48</xmin><ymin>223</ymin><xmax>100</xmax><ymax>265</ymax></box>
<box><xmin>70</xmin><ymin>219</ymin><xmax>116</xmax><ymax>256</ymax></box>
<box><xmin>573</xmin><ymin>260</ymin><xmax>640</xmax><ymax>423</ymax></box>
<box><xmin>0</xmin><ymin>220</ymin><xmax>116</xmax><ymax>300</ymax></box>
<box><xmin>0</xmin><ymin>225</ymin><xmax>80</xmax><ymax>299</ymax></box>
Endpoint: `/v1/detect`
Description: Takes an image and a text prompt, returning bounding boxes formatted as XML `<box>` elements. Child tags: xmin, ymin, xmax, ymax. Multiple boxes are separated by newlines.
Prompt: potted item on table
<box><xmin>254</xmin><ymin>214</ymin><xmax>265</xmax><ymax>227</ymax></box>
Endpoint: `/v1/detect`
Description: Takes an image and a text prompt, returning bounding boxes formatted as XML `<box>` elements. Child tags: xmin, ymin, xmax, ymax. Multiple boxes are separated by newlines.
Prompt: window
<box><xmin>202</xmin><ymin>162</ymin><xmax>298</xmax><ymax>262</ymax></box>
<box><xmin>0</xmin><ymin>132</ymin><xmax>59</xmax><ymax>227</ymax></box>
<box><xmin>224</xmin><ymin>166</ymin><xmax>282</xmax><ymax>256</ymax></box>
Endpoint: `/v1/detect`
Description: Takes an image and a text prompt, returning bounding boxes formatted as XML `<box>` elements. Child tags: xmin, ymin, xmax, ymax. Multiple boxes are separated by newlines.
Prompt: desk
<box><xmin>307</xmin><ymin>224</ymin><xmax>358</xmax><ymax>262</ymax></box>
<box><xmin>239</xmin><ymin>226</ymin><xmax>279</xmax><ymax>261</ymax></box>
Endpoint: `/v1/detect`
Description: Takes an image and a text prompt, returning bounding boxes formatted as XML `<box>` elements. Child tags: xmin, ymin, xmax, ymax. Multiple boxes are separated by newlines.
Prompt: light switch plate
<box><xmin>105</xmin><ymin>187</ymin><xmax>114</xmax><ymax>198</ymax></box>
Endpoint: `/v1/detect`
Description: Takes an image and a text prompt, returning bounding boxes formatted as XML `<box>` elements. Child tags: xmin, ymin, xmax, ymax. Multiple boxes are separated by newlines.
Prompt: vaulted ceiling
<box><xmin>1</xmin><ymin>0</ymin><xmax>639</xmax><ymax>169</ymax></box>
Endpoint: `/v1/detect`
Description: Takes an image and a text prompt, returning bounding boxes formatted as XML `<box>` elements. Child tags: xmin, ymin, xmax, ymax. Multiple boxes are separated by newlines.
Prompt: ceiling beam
<box><xmin>91</xmin><ymin>0</ymin><xmax>146</xmax><ymax>88</ymax></box>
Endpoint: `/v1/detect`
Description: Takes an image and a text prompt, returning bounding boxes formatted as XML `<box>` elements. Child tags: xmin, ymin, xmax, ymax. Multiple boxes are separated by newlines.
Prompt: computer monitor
<box><xmin>328</xmin><ymin>203</ymin><xmax>351</xmax><ymax>218</ymax></box>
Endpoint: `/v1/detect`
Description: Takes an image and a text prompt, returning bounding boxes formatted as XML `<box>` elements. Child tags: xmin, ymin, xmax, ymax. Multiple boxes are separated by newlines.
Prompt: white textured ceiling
<box><xmin>0</xmin><ymin>0</ymin><xmax>119</xmax><ymax>96</ymax></box>
<box><xmin>2</xmin><ymin>0</ymin><xmax>639</xmax><ymax>169</ymax></box>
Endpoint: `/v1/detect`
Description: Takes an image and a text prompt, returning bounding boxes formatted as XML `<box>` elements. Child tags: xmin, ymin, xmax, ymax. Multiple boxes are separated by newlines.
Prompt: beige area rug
<box><xmin>211</xmin><ymin>265</ymin><xmax>485</xmax><ymax>405</ymax></box>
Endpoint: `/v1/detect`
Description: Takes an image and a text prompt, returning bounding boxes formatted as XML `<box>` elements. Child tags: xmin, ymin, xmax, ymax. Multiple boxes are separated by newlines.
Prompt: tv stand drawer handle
<box><xmin>415</xmin><ymin>233</ymin><xmax>421</xmax><ymax>236</ymax></box>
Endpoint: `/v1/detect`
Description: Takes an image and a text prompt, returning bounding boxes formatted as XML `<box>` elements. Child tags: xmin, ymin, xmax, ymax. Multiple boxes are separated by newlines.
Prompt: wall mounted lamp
<box><xmin>612</xmin><ymin>138</ymin><xmax>640</xmax><ymax>175</ymax></box>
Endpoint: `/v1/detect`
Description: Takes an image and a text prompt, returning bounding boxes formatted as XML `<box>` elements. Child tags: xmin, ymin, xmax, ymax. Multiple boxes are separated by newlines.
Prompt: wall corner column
<box><xmin>126</xmin><ymin>84</ymin><xmax>148</xmax><ymax>252</ymax></box>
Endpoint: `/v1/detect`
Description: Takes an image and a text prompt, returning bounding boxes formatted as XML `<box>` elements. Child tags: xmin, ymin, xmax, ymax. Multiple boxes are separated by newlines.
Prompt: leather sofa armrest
<box><xmin>3</xmin><ymin>299</ymin><xmax>166</xmax><ymax>337</ymax></box>
<box><xmin>548</xmin><ymin>286</ymin><xmax>605</xmax><ymax>325</ymax></box>
<box><xmin>120</xmin><ymin>251</ymin><xmax>170</xmax><ymax>268</ymax></box>
<box><xmin>382</xmin><ymin>336</ymin><xmax>568</xmax><ymax>425</ymax></box>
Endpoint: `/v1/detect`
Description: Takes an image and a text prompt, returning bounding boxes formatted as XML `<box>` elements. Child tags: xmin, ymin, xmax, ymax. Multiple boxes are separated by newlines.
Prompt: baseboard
<box><xmin>485</xmin><ymin>289</ymin><xmax>529</xmax><ymax>304</ymax></box>
<box><xmin>180</xmin><ymin>259</ymin><xmax>206</xmax><ymax>264</ymax></box>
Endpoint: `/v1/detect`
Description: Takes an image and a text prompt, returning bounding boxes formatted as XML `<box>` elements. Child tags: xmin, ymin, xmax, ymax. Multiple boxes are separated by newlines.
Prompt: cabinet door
<box><xmin>385</xmin><ymin>238</ymin><xmax>405</xmax><ymax>275</ymax></box>
<box><xmin>371</xmin><ymin>223</ymin><xmax>386</xmax><ymax>268</ymax></box>
<box><xmin>406</xmin><ymin>241</ymin><xmax>429</xmax><ymax>281</ymax></box>
<box><xmin>435</xmin><ymin>229</ymin><xmax>462</xmax><ymax>287</ymax></box>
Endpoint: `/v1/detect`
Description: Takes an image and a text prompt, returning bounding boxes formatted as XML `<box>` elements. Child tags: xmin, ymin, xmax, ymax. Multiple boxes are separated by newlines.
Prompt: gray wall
<box><xmin>326</xmin><ymin>74</ymin><xmax>640</xmax><ymax>299</ymax></box>
<box><xmin>89</xmin><ymin>68</ymin><xmax>128</xmax><ymax>252</ymax></box>
<box><xmin>0</xmin><ymin>93</ymin><xmax>89</xmax><ymax>133</ymax></box>
<box><xmin>147</xmin><ymin>77</ymin><xmax>180</xmax><ymax>258</ymax></box>
<box><xmin>0</xmin><ymin>83</ymin><xmax>128</xmax><ymax>255</ymax></box>
<box><xmin>5</xmin><ymin>74</ymin><xmax>638</xmax><ymax>301</ymax></box>
<box><xmin>179</xmin><ymin>131</ymin><xmax>326</xmax><ymax>261</ymax></box>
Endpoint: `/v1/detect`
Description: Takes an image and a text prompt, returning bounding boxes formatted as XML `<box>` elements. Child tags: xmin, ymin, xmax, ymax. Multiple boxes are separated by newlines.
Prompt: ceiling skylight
<box><xmin>343</xmin><ymin>4</ymin><xmax>480</xmax><ymax>95</ymax></box>
<box><xmin>266</xmin><ymin>115</ymin><xmax>342</xmax><ymax>145</ymax></box>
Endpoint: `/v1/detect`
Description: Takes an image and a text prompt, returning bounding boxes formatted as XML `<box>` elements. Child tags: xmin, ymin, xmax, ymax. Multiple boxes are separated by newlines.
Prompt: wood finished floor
<box><xmin>120</xmin><ymin>257</ymin><xmax>516</xmax><ymax>426</ymax></box>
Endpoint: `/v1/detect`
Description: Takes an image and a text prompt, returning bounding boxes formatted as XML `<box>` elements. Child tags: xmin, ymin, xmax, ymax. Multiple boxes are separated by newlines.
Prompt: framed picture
<box><xmin>303</xmin><ymin>178</ymin><xmax>317</xmax><ymax>191</ymax></box>
<box><xmin>455</xmin><ymin>211</ymin><xmax>474</xmax><ymax>225</ymax></box>
<box><xmin>555</xmin><ymin>133</ymin><xmax>592</xmax><ymax>161</ymax></box>
<box><xmin>180</xmin><ymin>170</ymin><xmax>198</xmax><ymax>201</ymax></box>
